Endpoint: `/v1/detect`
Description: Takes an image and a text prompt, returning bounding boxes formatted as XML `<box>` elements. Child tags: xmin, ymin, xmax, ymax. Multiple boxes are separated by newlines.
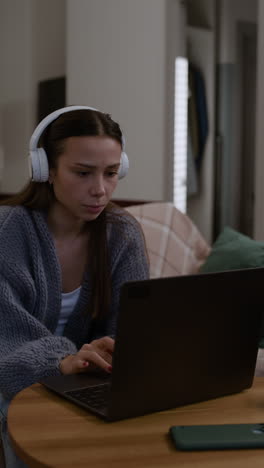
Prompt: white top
<box><xmin>54</xmin><ymin>287</ymin><xmax>81</xmax><ymax>336</ymax></box>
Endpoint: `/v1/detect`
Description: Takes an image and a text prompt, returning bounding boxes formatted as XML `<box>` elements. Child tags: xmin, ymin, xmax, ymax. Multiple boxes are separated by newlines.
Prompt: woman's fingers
<box><xmin>81</xmin><ymin>347</ymin><xmax>112</xmax><ymax>365</ymax></box>
<box><xmin>81</xmin><ymin>337</ymin><xmax>114</xmax><ymax>367</ymax></box>
<box><xmin>82</xmin><ymin>336</ymin><xmax>114</xmax><ymax>354</ymax></box>
<box><xmin>60</xmin><ymin>337</ymin><xmax>115</xmax><ymax>375</ymax></box>
<box><xmin>81</xmin><ymin>350</ymin><xmax>112</xmax><ymax>372</ymax></box>
<box><xmin>97</xmin><ymin>336</ymin><xmax>115</xmax><ymax>353</ymax></box>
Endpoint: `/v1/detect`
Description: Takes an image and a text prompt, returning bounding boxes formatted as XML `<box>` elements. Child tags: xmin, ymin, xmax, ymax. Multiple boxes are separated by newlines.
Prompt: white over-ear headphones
<box><xmin>29</xmin><ymin>105</ymin><xmax>129</xmax><ymax>182</ymax></box>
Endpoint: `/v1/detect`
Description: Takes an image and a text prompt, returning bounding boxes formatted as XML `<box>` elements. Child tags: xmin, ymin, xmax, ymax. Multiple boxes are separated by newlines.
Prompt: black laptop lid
<box><xmin>107</xmin><ymin>267</ymin><xmax>264</xmax><ymax>421</ymax></box>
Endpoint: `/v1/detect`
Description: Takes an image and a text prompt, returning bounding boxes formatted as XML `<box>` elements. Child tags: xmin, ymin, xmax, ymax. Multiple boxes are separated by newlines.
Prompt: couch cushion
<box><xmin>126</xmin><ymin>202</ymin><xmax>210</xmax><ymax>278</ymax></box>
<box><xmin>200</xmin><ymin>226</ymin><xmax>264</xmax><ymax>273</ymax></box>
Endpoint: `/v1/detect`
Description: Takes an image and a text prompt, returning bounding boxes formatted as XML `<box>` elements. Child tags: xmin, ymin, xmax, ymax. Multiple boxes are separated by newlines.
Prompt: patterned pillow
<box><xmin>126</xmin><ymin>202</ymin><xmax>210</xmax><ymax>278</ymax></box>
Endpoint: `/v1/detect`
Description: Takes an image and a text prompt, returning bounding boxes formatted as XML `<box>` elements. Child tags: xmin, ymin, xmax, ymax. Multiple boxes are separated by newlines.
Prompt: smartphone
<box><xmin>169</xmin><ymin>423</ymin><xmax>264</xmax><ymax>450</ymax></box>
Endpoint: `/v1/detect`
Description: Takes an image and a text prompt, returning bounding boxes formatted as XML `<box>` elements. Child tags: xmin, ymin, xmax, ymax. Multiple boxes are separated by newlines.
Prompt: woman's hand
<box><xmin>59</xmin><ymin>336</ymin><xmax>114</xmax><ymax>375</ymax></box>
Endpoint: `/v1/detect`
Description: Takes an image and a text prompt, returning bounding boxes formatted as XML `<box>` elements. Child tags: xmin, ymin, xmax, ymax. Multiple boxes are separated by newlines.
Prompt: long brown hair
<box><xmin>1</xmin><ymin>108</ymin><xmax>124</xmax><ymax>319</ymax></box>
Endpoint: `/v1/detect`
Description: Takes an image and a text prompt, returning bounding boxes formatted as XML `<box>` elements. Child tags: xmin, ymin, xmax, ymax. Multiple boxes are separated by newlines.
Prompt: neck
<box><xmin>47</xmin><ymin>203</ymin><xmax>87</xmax><ymax>239</ymax></box>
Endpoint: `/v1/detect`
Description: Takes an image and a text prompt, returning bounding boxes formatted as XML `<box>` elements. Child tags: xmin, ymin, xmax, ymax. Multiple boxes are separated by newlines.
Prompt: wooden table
<box><xmin>7</xmin><ymin>377</ymin><xmax>264</xmax><ymax>468</ymax></box>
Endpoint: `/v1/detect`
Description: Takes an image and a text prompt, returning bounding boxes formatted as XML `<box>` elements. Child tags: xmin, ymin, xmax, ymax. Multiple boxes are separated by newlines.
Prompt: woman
<box><xmin>0</xmin><ymin>106</ymin><xmax>149</xmax><ymax>467</ymax></box>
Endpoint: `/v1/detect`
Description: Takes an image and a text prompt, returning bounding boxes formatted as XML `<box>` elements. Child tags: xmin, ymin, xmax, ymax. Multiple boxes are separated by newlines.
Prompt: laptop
<box><xmin>41</xmin><ymin>267</ymin><xmax>264</xmax><ymax>421</ymax></box>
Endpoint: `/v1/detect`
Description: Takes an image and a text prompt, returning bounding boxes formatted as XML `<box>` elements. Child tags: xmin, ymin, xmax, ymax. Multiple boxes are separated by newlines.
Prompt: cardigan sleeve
<box><xmin>105</xmin><ymin>213</ymin><xmax>150</xmax><ymax>337</ymax></box>
<box><xmin>0</xmin><ymin>263</ymin><xmax>77</xmax><ymax>400</ymax></box>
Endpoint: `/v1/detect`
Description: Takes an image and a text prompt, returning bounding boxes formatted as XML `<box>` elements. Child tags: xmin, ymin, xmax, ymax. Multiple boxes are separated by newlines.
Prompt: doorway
<box><xmin>237</xmin><ymin>23</ymin><xmax>257</xmax><ymax>236</ymax></box>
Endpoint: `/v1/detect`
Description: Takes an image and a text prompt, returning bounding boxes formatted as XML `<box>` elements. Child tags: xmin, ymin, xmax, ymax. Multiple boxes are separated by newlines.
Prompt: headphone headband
<box><xmin>28</xmin><ymin>105</ymin><xmax>129</xmax><ymax>182</ymax></box>
<box><xmin>29</xmin><ymin>106</ymin><xmax>98</xmax><ymax>151</ymax></box>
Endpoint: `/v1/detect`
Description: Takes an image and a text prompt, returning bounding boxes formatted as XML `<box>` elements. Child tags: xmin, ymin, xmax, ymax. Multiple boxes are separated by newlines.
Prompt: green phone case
<box><xmin>169</xmin><ymin>423</ymin><xmax>264</xmax><ymax>450</ymax></box>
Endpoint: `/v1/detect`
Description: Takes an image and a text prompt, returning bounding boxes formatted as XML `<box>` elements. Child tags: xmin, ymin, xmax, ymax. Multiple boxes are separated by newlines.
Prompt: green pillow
<box><xmin>200</xmin><ymin>226</ymin><xmax>264</xmax><ymax>273</ymax></box>
<box><xmin>200</xmin><ymin>226</ymin><xmax>264</xmax><ymax>348</ymax></box>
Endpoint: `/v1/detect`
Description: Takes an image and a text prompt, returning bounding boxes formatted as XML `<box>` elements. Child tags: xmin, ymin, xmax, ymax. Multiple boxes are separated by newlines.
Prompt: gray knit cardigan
<box><xmin>0</xmin><ymin>205</ymin><xmax>149</xmax><ymax>399</ymax></box>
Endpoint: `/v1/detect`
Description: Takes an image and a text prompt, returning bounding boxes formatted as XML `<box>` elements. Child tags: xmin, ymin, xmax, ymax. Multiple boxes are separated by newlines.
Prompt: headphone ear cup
<box><xmin>29</xmin><ymin>148</ymin><xmax>49</xmax><ymax>182</ymax></box>
<box><xmin>118</xmin><ymin>151</ymin><xmax>129</xmax><ymax>179</ymax></box>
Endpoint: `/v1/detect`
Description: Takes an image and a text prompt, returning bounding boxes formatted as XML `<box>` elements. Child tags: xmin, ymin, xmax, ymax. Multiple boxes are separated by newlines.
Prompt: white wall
<box><xmin>0</xmin><ymin>0</ymin><xmax>186</xmax><ymax>205</ymax></box>
<box><xmin>31</xmin><ymin>0</ymin><xmax>66</xmax><ymax>108</ymax></box>
<box><xmin>0</xmin><ymin>0</ymin><xmax>65</xmax><ymax>193</ymax></box>
<box><xmin>66</xmin><ymin>0</ymin><xmax>185</xmax><ymax>201</ymax></box>
<box><xmin>0</xmin><ymin>0</ymin><xmax>33</xmax><ymax>192</ymax></box>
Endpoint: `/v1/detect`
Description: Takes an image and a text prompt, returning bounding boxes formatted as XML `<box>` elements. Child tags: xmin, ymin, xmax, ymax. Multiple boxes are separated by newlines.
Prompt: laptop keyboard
<box><xmin>65</xmin><ymin>383</ymin><xmax>110</xmax><ymax>411</ymax></box>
